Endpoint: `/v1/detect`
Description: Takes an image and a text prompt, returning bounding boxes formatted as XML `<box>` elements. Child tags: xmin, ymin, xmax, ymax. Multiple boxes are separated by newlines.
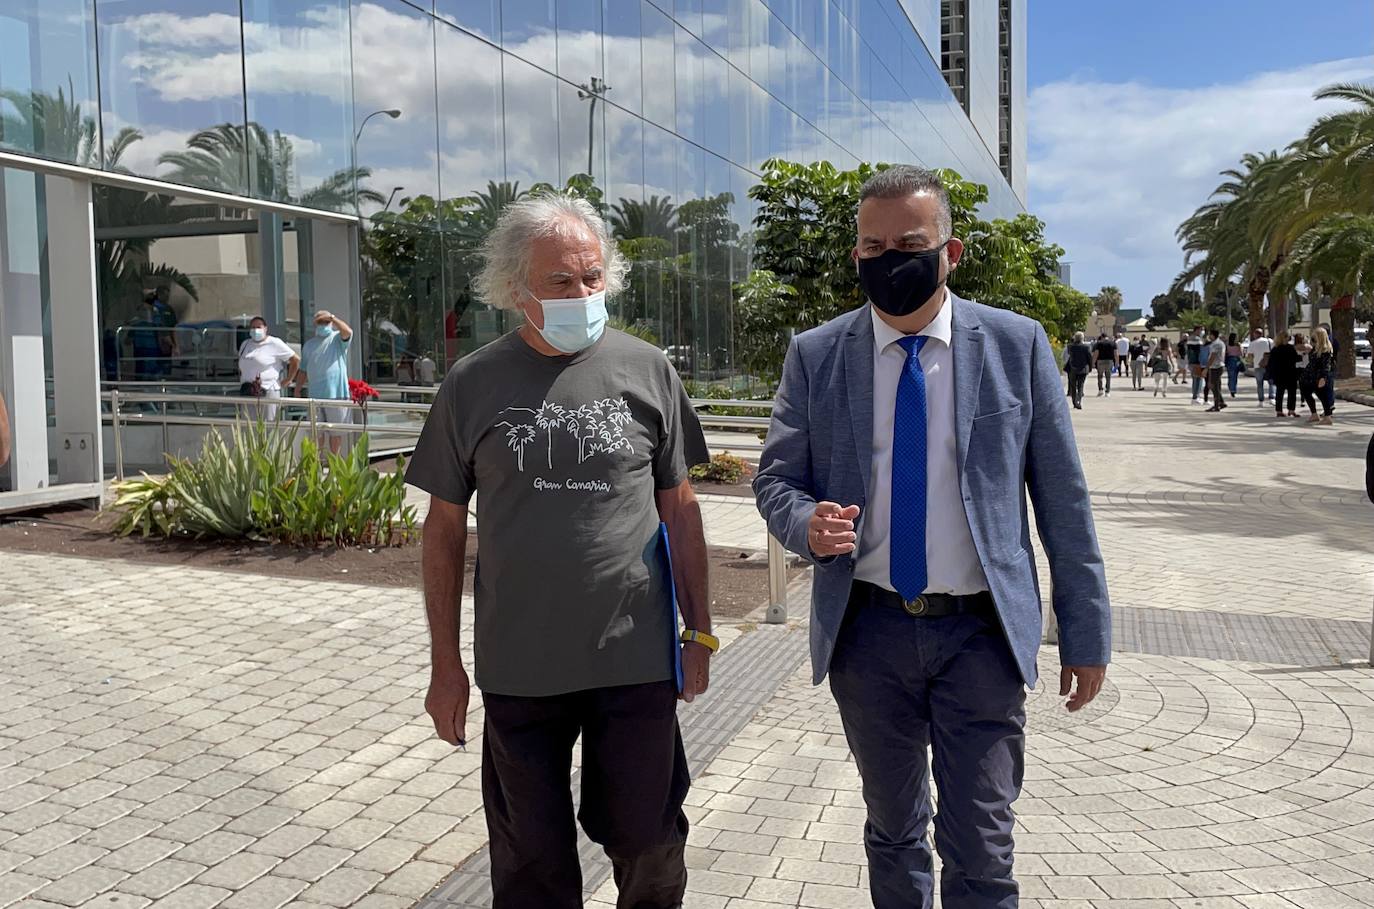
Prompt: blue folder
<box><xmin>658</xmin><ymin>522</ymin><xmax>684</xmax><ymax>693</ymax></box>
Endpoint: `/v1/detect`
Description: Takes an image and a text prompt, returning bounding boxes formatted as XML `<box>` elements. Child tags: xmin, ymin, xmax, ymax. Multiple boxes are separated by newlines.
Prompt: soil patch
<box><xmin>0</xmin><ymin>507</ymin><xmax>796</xmax><ymax>620</ymax></box>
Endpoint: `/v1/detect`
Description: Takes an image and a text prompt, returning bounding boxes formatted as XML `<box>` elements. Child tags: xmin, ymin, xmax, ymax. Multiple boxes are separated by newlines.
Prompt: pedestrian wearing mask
<box><xmin>755</xmin><ymin>165</ymin><xmax>1110</xmax><ymax>909</ymax></box>
<box><xmin>237</xmin><ymin>317</ymin><xmax>298</xmax><ymax>421</ymax></box>
<box><xmin>295</xmin><ymin>310</ymin><xmax>355</xmax><ymax>454</ymax></box>
<box><xmin>406</xmin><ymin>193</ymin><xmax>711</xmax><ymax>909</ymax></box>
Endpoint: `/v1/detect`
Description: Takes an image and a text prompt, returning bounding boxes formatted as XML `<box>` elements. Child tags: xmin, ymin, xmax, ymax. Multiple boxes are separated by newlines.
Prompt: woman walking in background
<box><xmin>1268</xmin><ymin>332</ymin><xmax>1301</xmax><ymax>419</ymax></box>
<box><xmin>1225</xmin><ymin>332</ymin><xmax>1244</xmax><ymax>398</ymax></box>
<box><xmin>1149</xmin><ymin>340</ymin><xmax>1174</xmax><ymax>397</ymax></box>
<box><xmin>1172</xmin><ymin>331</ymin><xmax>1189</xmax><ymax>384</ymax></box>
<box><xmin>1301</xmin><ymin>327</ymin><xmax>1336</xmax><ymax>425</ymax></box>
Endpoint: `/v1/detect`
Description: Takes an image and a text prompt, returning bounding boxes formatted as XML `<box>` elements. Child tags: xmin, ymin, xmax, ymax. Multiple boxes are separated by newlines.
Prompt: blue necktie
<box><xmin>891</xmin><ymin>335</ymin><xmax>928</xmax><ymax>601</ymax></box>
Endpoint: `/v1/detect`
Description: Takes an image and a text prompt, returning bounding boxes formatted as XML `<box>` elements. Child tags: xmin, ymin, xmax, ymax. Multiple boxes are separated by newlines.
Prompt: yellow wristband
<box><xmin>680</xmin><ymin>629</ymin><xmax>719</xmax><ymax>653</ymax></box>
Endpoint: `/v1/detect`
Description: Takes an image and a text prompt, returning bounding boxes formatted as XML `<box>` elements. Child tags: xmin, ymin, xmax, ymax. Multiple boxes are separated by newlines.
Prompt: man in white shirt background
<box><xmin>1248</xmin><ymin>328</ymin><xmax>1274</xmax><ymax>406</ymax></box>
<box><xmin>1115</xmin><ymin>332</ymin><xmax>1130</xmax><ymax>377</ymax></box>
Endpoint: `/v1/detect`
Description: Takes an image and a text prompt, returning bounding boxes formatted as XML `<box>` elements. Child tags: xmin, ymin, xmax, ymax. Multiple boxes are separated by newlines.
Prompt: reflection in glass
<box><xmin>243</xmin><ymin>0</ymin><xmax>355</xmax><ymax>208</ymax></box>
<box><xmin>437</xmin><ymin>22</ymin><xmax>504</xmax><ymax>206</ymax></box>
<box><xmin>95</xmin><ymin>0</ymin><xmax>243</xmax><ymax>185</ymax></box>
<box><xmin>602</xmin><ymin>0</ymin><xmax>642</xmax><ymax>116</ymax></box>
<box><xmin>639</xmin><ymin>1</ymin><xmax>675</xmax><ymax>130</ymax></box>
<box><xmin>435</xmin><ymin>0</ymin><xmax>499</xmax><ymax>41</ymax></box>
<box><xmin>502</xmin><ymin>53</ymin><xmax>560</xmax><ymax>188</ymax></box>
<box><xmin>556</xmin><ymin>0</ymin><xmax>601</xmax><ymax>86</ymax></box>
<box><xmin>559</xmin><ymin>80</ymin><xmax>606</xmax><ymax>185</ymax></box>
<box><xmin>502</xmin><ymin>0</ymin><xmax>556</xmax><ymax>73</ymax></box>
<box><xmin>352</xmin><ymin>0</ymin><xmax>439</xmax><ymax>215</ymax></box>
<box><xmin>0</xmin><ymin>0</ymin><xmax>100</xmax><ymax>164</ymax></box>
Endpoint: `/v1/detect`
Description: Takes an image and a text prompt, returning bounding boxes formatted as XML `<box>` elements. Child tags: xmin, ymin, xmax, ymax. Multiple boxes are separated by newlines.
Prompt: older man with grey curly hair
<box><xmin>406</xmin><ymin>192</ymin><xmax>711</xmax><ymax>909</ymax></box>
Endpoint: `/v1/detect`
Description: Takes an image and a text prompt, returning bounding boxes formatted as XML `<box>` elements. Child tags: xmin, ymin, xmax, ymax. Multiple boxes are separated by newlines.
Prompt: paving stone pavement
<box><xmin>3</xmin><ymin>386</ymin><xmax>1374</xmax><ymax>909</ymax></box>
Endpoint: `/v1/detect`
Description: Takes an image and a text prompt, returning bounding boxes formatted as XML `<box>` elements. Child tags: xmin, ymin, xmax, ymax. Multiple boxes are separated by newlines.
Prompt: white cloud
<box><xmin>1028</xmin><ymin>56</ymin><xmax>1374</xmax><ymax>312</ymax></box>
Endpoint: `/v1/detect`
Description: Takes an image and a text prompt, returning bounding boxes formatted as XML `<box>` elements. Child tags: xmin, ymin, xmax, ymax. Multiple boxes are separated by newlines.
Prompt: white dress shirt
<box><xmin>853</xmin><ymin>294</ymin><xmax>990</xmax><ymax>595</ymax></box>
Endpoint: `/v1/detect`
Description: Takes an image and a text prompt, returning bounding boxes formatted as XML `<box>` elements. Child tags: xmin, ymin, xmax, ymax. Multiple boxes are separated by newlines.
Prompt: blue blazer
<box><xmin>753</xmin><ymin>295</ymin><xmax>1111</xmax><ymax>687</ymax></box>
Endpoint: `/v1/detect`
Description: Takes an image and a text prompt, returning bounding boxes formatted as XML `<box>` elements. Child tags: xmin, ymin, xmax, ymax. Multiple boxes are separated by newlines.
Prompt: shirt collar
<box><xmin>870</xmin><ymin>287</ymin><xmax>953</xmax><ymax>354</ymax></box>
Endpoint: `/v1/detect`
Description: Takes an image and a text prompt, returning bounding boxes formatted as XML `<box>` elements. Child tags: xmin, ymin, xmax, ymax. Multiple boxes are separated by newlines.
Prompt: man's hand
<box><xmin>1059</xmin><ymin>666</ymin><xmax>1106</xmax><ymax>712</ymax></box>
<box><xmin>425</xmin><ymin>665</ymin><xmax>471</xmax><ymax>745</ymax></box>
<box><xmin>680</xmin><ymin>642</ymin><xmax>711</xmax><ymax>703</ymax></box>
<box><xmin>809</xmin><ymin>502</ymin><xmax>860</xmax><ymax>557</ymax></box>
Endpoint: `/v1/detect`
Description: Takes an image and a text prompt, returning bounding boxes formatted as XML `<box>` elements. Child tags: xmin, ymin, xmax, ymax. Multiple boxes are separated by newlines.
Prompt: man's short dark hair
<box><xmin>859</xmin><ymin>165</ymin><xmax>953</xmax><ymax>240</ymax></box>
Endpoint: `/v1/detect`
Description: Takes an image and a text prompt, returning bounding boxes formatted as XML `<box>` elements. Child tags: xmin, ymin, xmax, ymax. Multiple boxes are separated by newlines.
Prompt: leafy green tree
<box><xmin>732</xmin><ymin>270</ymin><xmax>798</xmax><ymax>385</ymax></box>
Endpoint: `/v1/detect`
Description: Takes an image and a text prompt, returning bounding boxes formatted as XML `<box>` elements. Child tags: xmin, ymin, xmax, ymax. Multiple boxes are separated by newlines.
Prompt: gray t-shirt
<box><xmin>406</xmin><ymin>329</ymin><xmax>709</xmax><ymax>697</ymax></box>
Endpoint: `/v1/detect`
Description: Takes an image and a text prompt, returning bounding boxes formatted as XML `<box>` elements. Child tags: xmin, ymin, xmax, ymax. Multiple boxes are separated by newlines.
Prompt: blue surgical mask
<box><xmin>315</xmin><ymin>324</ymin><xmax>331</xmax><ymax>338</ymax></box>
<box><xmin>527</xmin><ymin>290</ymin><xmax>607</xmax><ymax>354</ymax></box>
<box><xmin>250</xmin><ymin>327</ymin><xmax>267</xmax><ymax>342</ymax></box>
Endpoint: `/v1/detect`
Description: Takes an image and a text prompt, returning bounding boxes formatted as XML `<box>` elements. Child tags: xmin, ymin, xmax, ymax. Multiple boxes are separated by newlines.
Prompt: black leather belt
<box><xmin>849</xmin><ymin>580</ymin><xmax>995</xmax><ymax>618</ymax></box>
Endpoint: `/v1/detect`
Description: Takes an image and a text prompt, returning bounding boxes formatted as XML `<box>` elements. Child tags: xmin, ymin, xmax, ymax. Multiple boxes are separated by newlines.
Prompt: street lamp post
<box><xmin>576</xmin><ymin>78</ymin><xmax>610</xmax><ymax>177</ymax></box>
<box><xmin>351</xmin><ymin>108</ymin><xmax>402</xmax><ymax>204</ymax></box>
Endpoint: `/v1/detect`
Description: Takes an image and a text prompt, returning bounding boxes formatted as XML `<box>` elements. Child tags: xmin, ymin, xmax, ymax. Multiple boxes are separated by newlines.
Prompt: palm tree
<box><xmin>609</xmin><ymin>195</ymin><xmax>677</xmax><ymax>242</ymax></box>
<box><xmin>533</xmin><ymin>401</ymin><xmax>566</xmax><ymax>469</ymax></box>
<box><xmin>159</xmin><ymin>122</ymin><xmax>383</xmax><ymax>210</ymax></box>
<box><xmin>0</xmin><ymin>79</ymin><xmax>98</xmax><ymax>166</ymax></box>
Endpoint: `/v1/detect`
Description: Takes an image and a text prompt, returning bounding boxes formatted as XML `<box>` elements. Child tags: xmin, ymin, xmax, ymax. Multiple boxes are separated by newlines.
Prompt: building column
<box><xmin>0</xmin><ymin>166</ymin><xmax>49</xmax><ymax>491</ymax></box>
<box><xmin>310</xmin><ymin>220</ymin><xmax>362</xmax><ymax>378</ymax></box>
<box><xmin>258</xmin><ymin>211</ymin><xmax>285</xmax><ymax>330</ymax></box>
<box><xmin>45</xmin><ymin>173</ymin><xmax>103</xmax><ymax>485</ymax></box>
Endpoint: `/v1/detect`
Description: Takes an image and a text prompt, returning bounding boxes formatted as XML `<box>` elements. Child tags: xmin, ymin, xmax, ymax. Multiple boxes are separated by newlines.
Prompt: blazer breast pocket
<box><xmin>973</xmin><ymin>402</ymin><xmax>1023</xmax><ymax>422</ymax></box>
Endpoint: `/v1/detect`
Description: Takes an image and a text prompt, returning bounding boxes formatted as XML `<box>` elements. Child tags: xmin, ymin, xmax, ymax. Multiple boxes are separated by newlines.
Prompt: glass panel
<box><xmin>674</xmin><ymin>26</ymin><xmax>702</xmax><ymax>145</ymax></box>
<box><xmin>700</xmin><ymin>0</ymin><xmax>727</xmax><ymax>55</ymax></box>
<box><xmin>724</xmin><ymin>0</ymin><xmax>751</xmax><ymax>76</ymax></box>
<box><xmin>673</xmin><ymin>0</ymin><xmax>703</xmax><ymax>38</ymax></box>
<box><xmin>699</xmin><ymin>40</ymin><xmax>729</xmax><ymax>158</ymax></box>
<box><xmin>642</xmin><ymin>121</ymin><xmax>678</xmax><ymax>255</ymax></box>
<box><xmin>501</xmin><ymin>52</ymin><xmax>560</xmax><ymax>188</ymax></box>
<box><xmin>639</xmin><ymin>1</ymin><xmax>675</xmax><ymax>130</ymax></box>
<box><xmin>0</xmin><ymin>0</ymin><xmax>100</xmax><ymax>165</ymax></box>
<box><xmin>243</xmin><ymin>0</ymin><xmax>355</xmax><ymax>209</ymax></box>
<box><xmin>436</xmin><ymin>0</ymin><xmax>500</xmax><ymax>41</ymax></box>
<box><xmin>602</xmin><ymin>0</ymin><xmax>642</xmax><ymax>116</ymax></box>
<box><xmin>437</xmin><ymin>23</ymin><xmax>504</xmax><ymax>205</ymax></box>
<box><xmin>503</xmin><ymin>0</ymin><xmax>556</xmax><ymax>73</ymax></box>
<box><xmin>352</xmin><ymin>0</ymin><xmax>439</xmax><ymax>217</ymax></box>
<box><xmin>362</xmin><ymin>223</ymin><xmax>443</xmax><ymax>381</ymax></box>
<box><xmin>556</xmin><ymin>0</ymin><xmax>602</xmax><ymax>86</ymax></box>
<box><xmin>94</xmin><ymin>0</ymin><xmax>243</xmax><ymax>187</ymax></box>
<box><xmin>558</xmin><ymin>78</ymin><xmax>606</xmax><ymax>184</ymax></box>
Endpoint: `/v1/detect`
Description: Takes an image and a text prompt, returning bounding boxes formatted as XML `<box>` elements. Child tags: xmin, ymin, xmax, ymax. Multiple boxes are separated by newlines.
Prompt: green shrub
<box><xmin>690</xmin><ymin>451</ymin><xmax>752</xmax><ymax>485</ymax></box>
<box><xmin>112</xmin><ymin>421</ymin><xmax>417</xmax><ymax>547</ymax></box>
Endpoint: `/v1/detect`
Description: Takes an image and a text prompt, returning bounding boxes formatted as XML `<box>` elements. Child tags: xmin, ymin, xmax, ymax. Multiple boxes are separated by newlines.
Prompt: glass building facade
<box><xmin>1</xmin><ymin>0</ymin><xmax>1026</xmax><ymax>388</ymax></box>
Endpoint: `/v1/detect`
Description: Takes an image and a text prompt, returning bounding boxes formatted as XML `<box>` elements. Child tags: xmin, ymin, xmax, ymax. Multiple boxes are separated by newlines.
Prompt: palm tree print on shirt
<box><xmin>498</xmin><ymin>398</ymin><xmax>634</xmax><ymax>471</ymax></box>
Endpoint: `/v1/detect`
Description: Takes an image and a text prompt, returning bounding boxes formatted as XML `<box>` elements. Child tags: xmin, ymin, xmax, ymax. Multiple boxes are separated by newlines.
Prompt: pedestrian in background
<box><xmin>296</xmin><ymin>309</ymin><xmax>355</xmax><ymax>454</ymax></box>
<box><xmin>1130</xmin><ymin>336</ymin><xmax>1148</xmax><ymax>391</ymax></box>
<box><xmin>1149</xmin><ymin>340</ymin><xmax>1173</xmax><ymax>397</ymax></box>
<box><xmin>1115</xmin><ymin>332</ymin><xmax>1130</xmax><ymax>377</ymax></box>
<box><xmin>237</xmin><ymin>316</ymin><xmax>298</xmax><ymax>421</ymax></box>
<box><xmin>1172</xmin><ymin>331</ymin><xmax>1189</xmax><ymax>384</ymax></box>
<box><xmin>1302</xmin><ymin>327</ymin><xmax>1336</xmax><ymax>426</ymax></box>
<box><xmin>1204</xmin><ymin>329</ymin><xmax>1227</xmax><ymax>412</ymax></box>
<box><xmin>1225</xmin><ymin>332</ymin><xmax>1244</xmax><ymax>398</ymax></box>
<box><xmin>1064</xmin><ymin>331</ymin><xmax>1093</xmax><ymax>409</ymax></box>
<box><xmin>1186</xmin><ymin>325</ymin><xmax>1206</xmax><ymax>404</ymax></box>
<box><xmin>1093</xmin><ymin>333</ymin><xmax>1116</xmax><ymax>397</ymax></box>
<box><xmin>754</xmin><ymin>165</ymin><xmax>1110</xmax><ymax>909</ymax></box>
<box><xmin>1268</xmin><ymin>332</ymin><xmax>1300</xmax><ymax>419</ymax></box>
<box><xmin>1248</xmin><ymin>328</ymin><xmax>1273</xmax><ymax>406</ymax></box>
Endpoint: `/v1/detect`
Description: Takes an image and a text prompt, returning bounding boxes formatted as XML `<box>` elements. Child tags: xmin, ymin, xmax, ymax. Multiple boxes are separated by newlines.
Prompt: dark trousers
<box><xmin>829</xmin><ymin>597</ymin><xmax>1026</xmax><ymax>909</ymax></box>
<box><xmin>481</xmin><ymin>680</ymin><xmax>689</xmax><ymax>909</ymax></box>
<box><xmin>1068</xmin><ymin>371</ymin><xmax>1087</xmax><ymax>407</ymax></box>
<box><xmin>1302</xmin><ymin>379</ymin><xmax>1335</xmax><ymax>416</ymax></box>
<box><xmin>1207</xmin><ymin>368</ymin><xmax>1226</xmax><ymax>408</ymax></box>
<box><xmin>1275</xmin><ymin>378</ymin><xmax>1298</xmax><ymax>413</ymax></box>
<box><xmin>1095</xmin><ymin>362</ymin><xmax>1111</xmax><ymax>393</ymax></box>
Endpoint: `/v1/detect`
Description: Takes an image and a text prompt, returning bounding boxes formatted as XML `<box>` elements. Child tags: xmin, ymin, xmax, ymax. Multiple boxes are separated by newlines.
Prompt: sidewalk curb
<box><xmin>1337</xmin><ymin>389</ymin><xmax>1374</xmax><ymax>408</ymax></box>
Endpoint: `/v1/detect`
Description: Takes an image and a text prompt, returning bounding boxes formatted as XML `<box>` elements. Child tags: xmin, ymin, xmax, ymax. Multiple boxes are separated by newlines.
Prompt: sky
<box><xmin>1027</xmin><ymin>0</ymin><xmax>1374</xmax><ymax>315</ymax></box>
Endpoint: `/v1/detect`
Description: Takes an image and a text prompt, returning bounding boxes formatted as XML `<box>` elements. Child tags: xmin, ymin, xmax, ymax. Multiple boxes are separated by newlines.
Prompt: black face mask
<box><xmin>857</xmin><ymin>243</ymin><xmax>949</xmax><ymax>317</ymax></box>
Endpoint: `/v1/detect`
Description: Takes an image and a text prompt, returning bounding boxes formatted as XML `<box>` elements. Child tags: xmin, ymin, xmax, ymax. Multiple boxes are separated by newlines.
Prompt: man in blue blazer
<box><xmin>754</xmin><ymin>165</ymin><xmax>1111</xmax><ymax>909</ymax></box>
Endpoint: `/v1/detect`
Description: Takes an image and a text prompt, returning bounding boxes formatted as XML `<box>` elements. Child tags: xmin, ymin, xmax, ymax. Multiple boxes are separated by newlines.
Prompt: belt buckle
<box><xmin>902</xmin><ymin>595</ymin><xmax>929</xmax><ymax>617</ymax></box>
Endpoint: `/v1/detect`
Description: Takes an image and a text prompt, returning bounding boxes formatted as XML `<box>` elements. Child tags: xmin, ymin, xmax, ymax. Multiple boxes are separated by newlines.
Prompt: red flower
<box><xmin>349</xmin><ymin>379</ymin><xmax>380</xmax><ymax>406</ymax></box>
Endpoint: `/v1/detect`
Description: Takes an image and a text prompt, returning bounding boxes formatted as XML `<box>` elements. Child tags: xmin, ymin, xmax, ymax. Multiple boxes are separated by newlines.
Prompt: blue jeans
<box><xmin>829</xmin><ymin>597</ymin><xmax>1025</xmax><ymax>909</ymax></box>
<box><xmin>1225</xmin><ymin>356</ymin><xmax>1242</xmax><ymax>395</ymax></box>
<box><xmin>1191</xmin><ymin>372</ymin><xmax>1204</xmax><ymax>399</ymax></box>
<box><xmin>1253</xmin><ymin>366</ymin><xmax>1270</xmax><ymax>402</ymax></box>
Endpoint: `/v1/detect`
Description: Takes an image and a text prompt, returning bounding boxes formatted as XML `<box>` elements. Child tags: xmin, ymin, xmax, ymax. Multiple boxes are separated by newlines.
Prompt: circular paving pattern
<box><xmin>1016</xmin><ymin>651</ymin><xmax>1374</xmax><ymax>904</ymax></box>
